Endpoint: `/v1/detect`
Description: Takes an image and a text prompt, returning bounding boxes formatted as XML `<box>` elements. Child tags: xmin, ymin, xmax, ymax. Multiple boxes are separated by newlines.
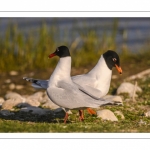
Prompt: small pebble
<box><xmin>145</xmin><ymin>111</ymin><xmax>150</xmax><ymax>117</ymax></box>
<box><xmin>9</xmin><ymin>71</ymin><xmax>18</xmax><ymax>76</ymax></box>
<box><xmin>117</xmin><ymin>82</ymin><xmax>142</xmax><ymax>97</ymax></box>
<box><xmin>16</xmin><ymin>85</ymin><xmax>24</xmax><ymax>90</ymax></box>
<box><xmin>5</xmin><ymin>79</ymin><xmax>11</xmax><ymax>84</ymax></box>
<box><xmin>97</xmin><ymin>109</ymin><xmax>118</xmax><ymax>122</ymax></box>
<box><xmin>0</xmin><ymin>97</ymin><xmax>4</xmax><ymax>105</ymax></box>
<box><xmin>9</xmin><ymin>83</ymin><xmax>16</xmax><ymax>90</ymax></box>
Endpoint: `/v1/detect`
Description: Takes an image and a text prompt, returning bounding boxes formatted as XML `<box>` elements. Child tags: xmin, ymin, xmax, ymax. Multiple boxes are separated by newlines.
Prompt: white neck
<box><xmin>88</xmin><ymin>55</ymin><xmax>112</xmax><ymax>89</ymax></box>
<box><xmin>48</xmin><ymin>57</ymin><xmax>71</xmax><ymax>87</ymax></box>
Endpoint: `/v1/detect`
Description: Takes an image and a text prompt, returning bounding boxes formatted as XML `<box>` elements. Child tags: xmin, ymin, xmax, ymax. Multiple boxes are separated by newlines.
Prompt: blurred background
<box><xmin>0</xmin><ymin>18</ymin><xmax>150</xmax><ymax>70</ymax></box>
<box><xmin>0</xmin><ymin>17</ymin><xmax>150</xmax><ymax>96</ymax></box>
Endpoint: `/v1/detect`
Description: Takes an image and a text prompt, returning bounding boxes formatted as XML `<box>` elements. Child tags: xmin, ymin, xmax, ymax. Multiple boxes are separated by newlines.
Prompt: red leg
<box><xmin>64</xmin><ymin>112</ymin><xmax>68</xmax><ymax>123</ymax></box>
<box><xmin>79</xmin><ymin>110</ymin><xmax>84</xmax><ymax>121</ymax></box>
<box><xmin>87</xmin><ymin>108</ymin><xmax>96</xmax><ymax>115</ymax></box>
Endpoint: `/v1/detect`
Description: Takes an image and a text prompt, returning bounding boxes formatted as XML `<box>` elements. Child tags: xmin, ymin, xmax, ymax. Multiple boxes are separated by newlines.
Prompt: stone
<box><xmin>20</xmin><ymin>106</ymin><xmax>53</xmax><ymax>115</ymax></box>
<box><xmin>102</xmin><ymin>95</ymin><xmax>123</xmax><ymax>105</ymax></box>
<box><xmin>27</xmin><ymin>92</ymin><xmax>44</xmax><ymax>102</ymax></box>
<box><xmin>25</xmin><ymin>92</ymin><xmax>44</xmax><ymax>107</ymax></box>
<box><xmin>145</xmin><ymin>111</ymin><xmax>150</xmax><ymax>117</ymax></box>
<box><xmin>16</xmin><ymin>103</ymin><xmax>31</xmax><ymax>108</ymax></box>
<box><xmin>4</xmin><ymin>79</ymin><xmax>11</xmax><ymax>84</ymax></box>
<box><xmin>38</xmin><ymin>93</ymin><xmax>49</xmax><ymax>104</ymax></box>
<box><xmin>97</xmin><ymin>109</ymin><xmax>118</xmax><ymax>121</ymax></box>
<box><xmin>2</xmin><ymin>98</ymin><xmax>23</xmax><ymax>110</ymax></box>
<box><xmin>117</xmin><ymin>82</ymin><xmax>142</xmax><ymax>97</ymax></box>
<box><xmin>4</xmin><ymin>92</ymin><xmax>25</xmax><ymax>101</ymax></box>
<box><xmin>52</xmin><ymin>108</ymin><xmax>66</xmax><ymax>118</ymax></box>
<box><xmin>25</xmin><ymin>99</ymin><xmax>40</xmax><ymax>107</ymax></box>
<box><xmin>0</xmin><ymin>110</ymin><xmax>14</xmax><ymax>116</ymax></box>
<box><xmin>0</xmin><ymin>97</ymin><xmax>4</xmax><ymax>105</ymax></box>
<box><xmin>9</xmin><ymin>71</ymin><xmax>18</xmax><ymax>76</ymax></box>
<box><xmin>138</xmin><ymin>119</ymin><xmax>146</xmax><ymax>125</ymax></box>
<box><xmin>15</xmin><ymin>85</ymin><xmax>24</xmax><ymax>90</ymax></box>
<box><xmin>114</xmin><ymin>111</ymin><xmax>125</xmax><ymax>119</ymax></box>
<box><xmin>9</xmin><ymin>83</ymin><xmax>16</xmax><ymax>90</ymax></box>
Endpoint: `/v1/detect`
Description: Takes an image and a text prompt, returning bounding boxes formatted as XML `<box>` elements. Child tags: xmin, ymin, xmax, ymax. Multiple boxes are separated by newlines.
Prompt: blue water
<box><xmin>0</xmin><ymin>18</ymin><xmax>150</xmax><ymax>52</ymax></box>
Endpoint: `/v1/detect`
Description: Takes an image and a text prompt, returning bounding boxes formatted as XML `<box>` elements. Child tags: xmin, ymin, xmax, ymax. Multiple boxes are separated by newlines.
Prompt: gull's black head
<box><xmin>103</xmin><ymin>50</ymin><xmax>122</xmax><ymax>74</ymax></box>
<box><xmin>49</xmin><ymin>46</ymin><xmax>71</xmax><ymax>58</ymax></box>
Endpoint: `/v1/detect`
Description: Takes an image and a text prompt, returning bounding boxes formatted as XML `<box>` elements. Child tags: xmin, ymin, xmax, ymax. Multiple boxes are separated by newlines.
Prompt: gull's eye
<box><xmin>112</xmin><ymin>58</ymin><xmax>117</xmax><ymax>62</ymax></box>
<box><xmin>57</xmin><ymin>48</ymin><xmax>59</xmax><ymax>52</ymax></box>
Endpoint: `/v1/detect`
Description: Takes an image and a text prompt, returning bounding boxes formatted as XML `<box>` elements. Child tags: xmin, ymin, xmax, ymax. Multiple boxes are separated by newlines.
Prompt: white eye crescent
<box><xmin>112</xmin><ymin>58</ymin><xmax>117</xmax><ymax>62</ymax></box>
<box><xmin>57</xmin><ymin>48</ymin><xmax>59</xmax><ymax>52</ymax></box>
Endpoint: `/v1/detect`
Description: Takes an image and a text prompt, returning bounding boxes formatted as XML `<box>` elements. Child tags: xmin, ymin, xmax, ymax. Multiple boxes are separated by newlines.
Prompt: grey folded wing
<box><xmin>72</xmin><ymin>75</ymin><xmax>104</xmax><ymax>99</ymax></box>
<box><xmin>57</xmin><ymin>81</ymin><xmax>114</xmax><ymax>108</ymax></box>
<box><xmin>74</xmin><ymin>83</ymin><xmax>104</xmax><ymax>100</ymax></box>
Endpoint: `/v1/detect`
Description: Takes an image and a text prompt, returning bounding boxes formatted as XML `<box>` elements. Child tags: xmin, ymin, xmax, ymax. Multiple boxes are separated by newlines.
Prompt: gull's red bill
<box><xmin>48</xmin><ymin>53</ymin><xmax>56</xmax><ymax>58</ymax></box>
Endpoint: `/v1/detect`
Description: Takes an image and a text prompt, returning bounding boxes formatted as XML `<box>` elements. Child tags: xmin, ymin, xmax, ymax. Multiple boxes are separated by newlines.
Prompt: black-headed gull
<box><xmin>71</xmin><ymin>50</ymin><xmax>122</xmax><ymax>100</ymax></box>
<box><xmin>45</xmin><ymin>46</ymin><xmax>120</xmax><ymax>123</ymax></box>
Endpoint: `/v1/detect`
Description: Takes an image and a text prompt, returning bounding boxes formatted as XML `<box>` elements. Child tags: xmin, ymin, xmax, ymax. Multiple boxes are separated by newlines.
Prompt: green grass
<box><xmin>0</xmin><ymin>109</ymin><xmax>150</xmax><ymax>133</ymax></box>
